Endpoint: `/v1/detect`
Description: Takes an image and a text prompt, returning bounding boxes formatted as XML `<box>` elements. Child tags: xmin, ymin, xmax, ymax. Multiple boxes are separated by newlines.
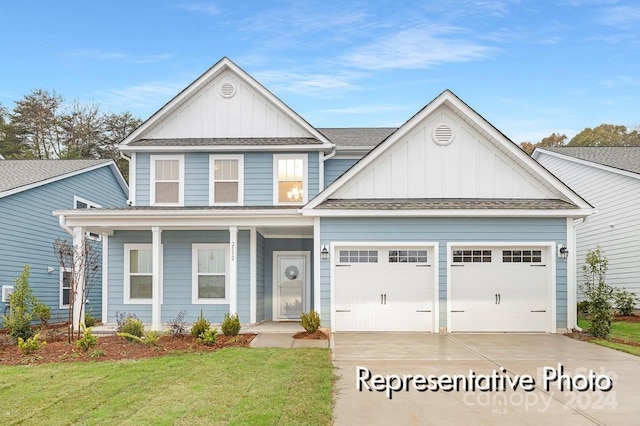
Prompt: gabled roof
<box><xmin>120</xmin><ymin>57</ymin><xmax>333</xmax><ymax>151</ymax></box>
<box><xmin>304</xmin><ymin>90</ymin><xmax>592</xmax><ymax>215</ymax></box>
<box><xmin>0</xmin><ymin>159</ymin><xmax>128</xmax><ymax>198</ymax></box>
<box><xmin>318</xmin><ymin>128</ymin><xmax>396</xmax><ymax>150</ymax></box>
<box><xmin>535</xmin><ymin>147</ymin><xmax>640</xmax><ymax>175</ymax></box>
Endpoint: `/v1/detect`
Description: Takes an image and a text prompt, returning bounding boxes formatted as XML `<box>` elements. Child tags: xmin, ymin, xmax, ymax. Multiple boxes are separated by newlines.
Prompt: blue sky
<box><xmin>1</xmin><ymin>0</ymin><xmax>638</xmax><ymax>143</ymax></box>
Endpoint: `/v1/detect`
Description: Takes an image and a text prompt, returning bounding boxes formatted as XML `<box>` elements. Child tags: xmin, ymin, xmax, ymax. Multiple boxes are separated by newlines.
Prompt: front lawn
<box><xmin>578</xmin><ymin>317</ymin><xmax>640</xmax><ymax>356</ymax></box>
<box><xmin>0</xmin><ymin>348</ymin><xmax>332</xmax><ymax>425</ymax></box>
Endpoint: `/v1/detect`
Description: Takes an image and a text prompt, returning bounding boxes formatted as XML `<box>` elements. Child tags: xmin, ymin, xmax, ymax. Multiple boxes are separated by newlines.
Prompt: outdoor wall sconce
<box><xmin>320</xmin><ymin>245</ymin><xmax>330</xmax><ymax>260</ymax></box>
<box><xmin>558</xmin><ymin>244</ymin><xmax>569</xmax><ymax>260</ymax></box>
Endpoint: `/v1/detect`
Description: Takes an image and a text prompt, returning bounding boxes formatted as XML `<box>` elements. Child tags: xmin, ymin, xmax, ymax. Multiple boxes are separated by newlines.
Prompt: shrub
<box><xmin>84</xmin><ymin>312</ymin><xmax>97</xmax><ymax>328</ymax></box>
<box><xmin>18</xmin><ymin>333</ymin><xmax>46</xmax><ymax>355</ymax></box>
<box><xmin>142</xmin><ymin>330</ymin><xmax>165</xmax><ymax>346</ymax></box>
<box><xmin>197</xmin><ymin>328</ymin><xmax>218</xmax><ymax>345</ymax></box>
<box><xmin>221</xmin><ymin>313</ymin><xmax>240</xmax><ymax>336</ymax></box>
<box><xmin>114</xmin><ymin>311</ymin><xmax>139</xmax><ymax>332</ymax></box>
<box><xmin>191</xmin><ymin>310</ymin><xmax>210</xmax><ymax>338</ymax></box>
<box><xmin>34</xmin><ymin>303</ymin><xmax>51</xmax><ymax>327</ymax></box>
<box><xmin>580</xmin><ymin>247</ymin><xmax>615</xmax><ymax>338</ymax></box>
<box><xmin>2</xmin><ymin>265</ymin><xmax>39</xmax><ymax>342</ymax></box>
<box><xmin>615</xmin><ymin>288</ymin><xmax>638</xmax><ymax>316</ymax></box>
<box><xmin>168</xmin><ymin>310</ymin><xmax>187</xmax><ymax>337</ymax></box>
<box><xmin>576</xmin><ymin>300</ymin><xmax>590</xmax><ymax>317</ymax></box>
<box><xmin>300</xmin><ymin>310</ymin><xmax>321</xmax><ymax>333</ymax></box>
<box><xmin>89</xmin><ymin>349</ymin><xmax>105</xmax><ymax>358</ymax></box>
<box><xmin>120</xmin><ymin>317</ymin><xmax>145</xmax><ymax>342</ymax></box>
<box><xmin>76</xmin><ymin>327</ymin><xmax>97</xmax><ymax>352</ymax></box>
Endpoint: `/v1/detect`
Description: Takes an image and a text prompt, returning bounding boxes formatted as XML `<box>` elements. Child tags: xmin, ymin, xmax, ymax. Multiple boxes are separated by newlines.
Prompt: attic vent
<box><xmin>432</xmin><ymin>124</ymin><xmax>455</xmax><ymax>146</ymax></box>
<box><xmin>219</xmin><ymin>82</ymin><xmax>236</xmax><ymax>98</ymax></box>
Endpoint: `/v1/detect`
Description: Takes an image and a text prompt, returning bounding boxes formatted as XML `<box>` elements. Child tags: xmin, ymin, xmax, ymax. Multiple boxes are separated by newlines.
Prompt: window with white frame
<box><xmin>150</xmin><ymin>155</ymin><xmax>184</xmax><ymax>205</ymax></box>
<box><xmin>60</xmin><ymin>268</ymin><xmax>72</xmax><ymax>308</ymax></box>
<box><xmin>192</xmin><ymin>244</ymin><xmax>228</xmax><ymax>303</ymax></box>
<box><xmin>125</xmin><ymin>244</ymin><xmax>153</xmax><ymax>302</ymax></box>
<box><xmin>274</xmin><ymin>154</ymin><xmax>307</xmax><ymax>204</ymax></box>
<box><xmin>210</xmin><ymin>155</ymin><xmax>243</xmax><ymax>205</ymax></box>
<box><xmin>74</xmin><ymin>196</ymin><xmax>102</xmax><ymax>240</ymax></box>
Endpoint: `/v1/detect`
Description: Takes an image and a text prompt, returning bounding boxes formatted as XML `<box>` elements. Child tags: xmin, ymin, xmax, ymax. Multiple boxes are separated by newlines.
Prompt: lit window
<box><xmin>192</xmin><ymin>244</ymin><xmax>228</xmax><ymax>303</ymax></box>
<box><xmin>210</xmin><ymin>155</ymin><xmax>243</xmax><ymax>205</ymax></box>
<box><xmin>151</xmin><ymin>156</ymin><xmax>183</xmax><ymax>205</ymax></box>
<box><xmin>125</xmin><ymin>244</ymin><xmax>153</xmax><ymax>302</ymax></box>
<box><xmin>274</xmin><ymin>155</ymin><xmax>307</xmax><ymax>204</ymax></box>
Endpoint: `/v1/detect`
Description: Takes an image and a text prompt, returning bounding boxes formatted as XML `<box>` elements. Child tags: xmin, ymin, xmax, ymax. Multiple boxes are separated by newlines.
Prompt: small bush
<box><xmin>197</xmin><ymin>328</ymin><xmax>218</xmax><ymax>345</ymax></box>
<box><xmin>120</xmin><ymin>317</ymin><xmax>145</xmax><ymax>342</ymax></box>
<box><xmin>76</xmin><ymin>327</ymin><xmax>97</xmax><ymax>352</ymax></box>
<box><xmin>34</xmin><ymin>303</ymin><xmax>51</xmax><ymax>327</ymax></box>
<box><xmin>142</xmin><ymin>330</ymin><xmax>165</xmax><ymax>346</ymax></box>
<box><xmin>18</xmin><ymin>333</ymin><xmax>46</xmax><ymax>355</ymax></box>
<box><xmin>3</xmin><ymin>265</ymin><xmax>39</xmax><ymax>342</ymax></box>
<box><xmin>581</xmin><ymin>247</ymin><xmax>614</xmax><ymax>338</ymax></box>
<box><xmin>221</xmin><ymin>313</ymin><xmax>241</xmax><ymax>336</ymax></box>
<box><xmin>84</xmin><ymin>312</ymin><xmax>97</xmax><ymax>328</ymax></box>
<box><xmin>615</xmin><ymin>288</ymin><xmax>638</xmax><ymax>316</ymax></box>
<box><xmin>114</xmin><ymin>311</ymin><xmax>139</xmax><ymax>332</ymax></box>
<box><xmin>89</xmin><ymin>349</ymin><xmax>105</xmax><ymax>358</ymax></box>
<box><xmin>168</xmin><ymin>310</ymin><xmax>187</xmax><ymax>337</ymax></box>
<box><xmin>577</xmin><ymin>300</ymin><xmax>590</xmax><ymax>316</ymax></box>
<box><xmin>300</xmin><ymin>310</ymin><xmax>321</xmax><ymax>333</ymax></box>
<box><xmin>191</xmin><ymin>311</ymin><xmax>210</xmax><ymax>338</ymax></box>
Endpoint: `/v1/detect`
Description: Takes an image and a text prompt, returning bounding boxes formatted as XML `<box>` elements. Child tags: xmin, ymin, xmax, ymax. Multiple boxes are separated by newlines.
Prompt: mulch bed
<box><xmin>292</xmin><ymin>330</ymin><xmax>328</xmax><ymax>340</ymax></box>
<box><xmin>566</xmin><ymin>314</ymin><xmax>640</xmax><ymax>347</ymax></box>
<box><xmin>0</xmin><ymin>329</ymin><xmax>255</xmax><ymax>366</ymax></box>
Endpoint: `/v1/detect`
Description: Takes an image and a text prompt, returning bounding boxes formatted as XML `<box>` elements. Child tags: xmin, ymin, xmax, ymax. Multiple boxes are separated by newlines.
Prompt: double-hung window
<box><xmin>59</xmin><ymin>268</ymin><xmax>72</xmax><ymax>308</ymax></box>
<box><xmin>273</xmin><ymin>154</ymin><xmax>307</xmax><ymax>205</ymax></box>
<box><xmin>210</xmin><ymin>155</ymin><xmax>243</xmax><ymax>205</ymax></box>
<box><xmin>192</xmin><ymin>244</ymin><xmax>228</xmax><ymax>303</ymax></box>
<box><xmin>125</xmin><ymin>244</ymin><xmax>153</xmax><ymax>303</ymax></box>
<box><xmin>150</xmin><ymin>155</ymin><xmax>184</xmax><ymax>206</ymax></box>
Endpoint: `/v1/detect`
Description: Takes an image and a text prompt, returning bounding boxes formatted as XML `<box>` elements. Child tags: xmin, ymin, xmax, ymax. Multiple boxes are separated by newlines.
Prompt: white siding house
<box><xmin>533</xmin><ymin>147</ymin><xmax>640</xmax><ymax>302</ymax></box>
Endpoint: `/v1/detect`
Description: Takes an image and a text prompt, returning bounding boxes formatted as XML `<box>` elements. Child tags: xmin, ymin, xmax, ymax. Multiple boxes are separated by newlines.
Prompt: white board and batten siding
<box><xmin>536</xmin><ymin>152</ymin><xmax>640</xmax><ymax>299</ymax></box>
<box><xmin>142</xmin><ymin>71</ymin><xmax>312</xmax><ymax>140</ymax></box>
<box><xmin>334</xmin><ymin>105</ymin><xmax>551</xmax><ymax>200</ymax></box>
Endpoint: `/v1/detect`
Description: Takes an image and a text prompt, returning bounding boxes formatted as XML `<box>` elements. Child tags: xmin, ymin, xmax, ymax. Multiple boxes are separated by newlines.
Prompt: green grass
<box><xmin>0</xmin><ymin>348</ymin><xmax>332</xmax><ymax>425</ymax></box>
<box><xmin>578</xmin><ymin>318</ymin><xmax>640</xmax><ymax>356</ymax></box>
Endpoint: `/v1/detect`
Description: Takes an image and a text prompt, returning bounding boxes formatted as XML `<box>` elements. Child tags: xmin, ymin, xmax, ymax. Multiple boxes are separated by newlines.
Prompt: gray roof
<box><xmin>317</xmin><ymin>128</ymin><xmax>396</xmax><ymax>148</ymax></box>
<box><xmin>0</xmin><ymin>159</ymin><xmax>112</xmax><ymax>194</ymax></box>
<box><xmin>541</xmin><ymin>147</ymin><xmax>640</xmax><ymax>175</ymax></box>
<box><xmin>128</xmin><ymin>137</ymin><xmax>322</xmax><ymax>147</ymax></box>
<box><xmin>316</xmin><ymin>198</ymin><xmax>578</xmax><ymax>210</ymax></box>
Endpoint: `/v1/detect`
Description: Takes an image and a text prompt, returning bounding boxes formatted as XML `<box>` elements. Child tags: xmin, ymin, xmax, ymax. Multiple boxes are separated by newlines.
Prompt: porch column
<box><xmin>229</xmin><ymin>226</ymin><xmax>238</xmax><ymax>315</ymax></box>
<box><xmin>151</xmin><ymin>226</ymin><xmax>162</xmax><ymax>331</ymax></box>
<box><xmin>313</xmin><ymin>217</ymin><xmax>321</xmax><ymax>320</ymax></box>
<box><xmin>72</xmin><ymin>227</ymin><xmax>85</xmax><ymax>332</ymax></box>
<box><xmin>249</xmin><ymin>228</ymin><xmax>257</xmax><ymax>324</ymax></box>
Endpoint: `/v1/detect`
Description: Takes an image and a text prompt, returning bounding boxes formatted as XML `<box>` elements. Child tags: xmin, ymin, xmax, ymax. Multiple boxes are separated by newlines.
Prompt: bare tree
<box><xmin>53</xmin><ymin>237</ymin><xmax>101</xmax><ymax>342</ymax></box>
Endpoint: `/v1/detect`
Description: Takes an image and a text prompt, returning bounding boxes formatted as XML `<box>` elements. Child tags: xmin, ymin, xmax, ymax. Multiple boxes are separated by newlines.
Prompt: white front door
<box><xmin>273</xmin><ymin>251</ymin><xmax>310</xmax><ymax>321</ymax></box>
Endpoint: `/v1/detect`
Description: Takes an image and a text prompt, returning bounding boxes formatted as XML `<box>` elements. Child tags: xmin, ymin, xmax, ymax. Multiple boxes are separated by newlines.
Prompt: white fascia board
<box><xmin>119</xmin><ymin>145</ymin><xmax>334</xmax><ymax>153</ymax></box>
<box><xmin>301</xmin><ymin>208</ymin><xmax>594</xmax><ymax>218</ymax></box>
<box><xmin>534</xmin><ymin>149</ymin><xmax>640</xmax><ymax>181</ymax></box>
<box><xmin>0</xmin><ymin>161</ymin><xmax>126</xmax><ymax>200</ymax></box>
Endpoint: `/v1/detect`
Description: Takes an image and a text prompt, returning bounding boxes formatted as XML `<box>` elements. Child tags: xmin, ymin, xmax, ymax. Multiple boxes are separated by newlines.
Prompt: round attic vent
<box><xmin>432</xmin><ymin>124</ymin><xmax>454</xmax><ymax>146</ymax></box>
<box><xmin>219</xmin><ymin>82</ymin><xmax>236</xmax><ymax>98</ymax></box>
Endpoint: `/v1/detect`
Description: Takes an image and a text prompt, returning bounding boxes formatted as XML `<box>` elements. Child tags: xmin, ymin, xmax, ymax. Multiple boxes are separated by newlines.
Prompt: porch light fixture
<box><xmin>287</xmin><ymin>185</ymin><xmax>302</xmax><ymax>202</ymax></box>
<box><xmin>320</xmin><ymin>245</ymin><xmax>329</xmax><ymax>260</ymax></box>
<box><xmin>558</xmin><ymin>244</ymin><xmax>569</xmax><ymax>260</ymax></box>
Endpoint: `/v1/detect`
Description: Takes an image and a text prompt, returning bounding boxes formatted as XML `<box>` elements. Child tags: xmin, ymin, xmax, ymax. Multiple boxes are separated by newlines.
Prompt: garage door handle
<box><xmin>335</xmin><ymin>310</ymin><xmax>351</xmax><ymax>313</ymax></box>
<box><xmin>380</xmin><ymin>294</ymin><xmax>387</xmax><ymax>305</ymax></box>
<box><xmin>530</xmin><ymin>310</ymin><xmax>546</xmax><ymax>312</ymax></box>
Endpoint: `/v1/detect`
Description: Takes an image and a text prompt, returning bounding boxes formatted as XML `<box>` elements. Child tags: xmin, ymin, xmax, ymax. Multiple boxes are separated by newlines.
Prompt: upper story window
<box><xmin>150</xmin><ymin>155</ymin><xmax>184</xmax><ymax>206</ymax></box>
<box><xmin>210</xmin><ymin>155</ymin><xmax>244</xmax><ymax>205</ymax></box>
<box><xmin>274</xmin><ymin>154</ymin><xmax>308</xmax><ymax>205</ymax></box>
<box><xmin>74</xmin><ymin>196</ymin><xmax>101</xmax><ymax>240</ymax></box>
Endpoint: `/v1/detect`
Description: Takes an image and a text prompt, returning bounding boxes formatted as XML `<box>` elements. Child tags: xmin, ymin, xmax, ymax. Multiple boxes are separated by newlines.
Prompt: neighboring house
<box><xmin>55</xmin><ymin>57</ymin><xmax>593</xmax><ymax>333</ymax></box>
<box><xmin>533</xmin><ymin>147</ymin><xmax>640</xmax><ymax>303</ymax></box>
<box><xmin>0</xmin><ymin>160</ymin><xmax>128</xmax><ymax>322</ymax></box>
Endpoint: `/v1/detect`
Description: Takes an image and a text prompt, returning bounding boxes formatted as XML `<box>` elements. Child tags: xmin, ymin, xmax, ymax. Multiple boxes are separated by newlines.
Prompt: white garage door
<box><xmin>450</xmin><ymin>247</ymin><xmax>550</xmax><ymax>332</ymax></box>
<box><xmin>333</xmin><ymin>246</ymin><xmax>435</xmax><ymax>332</ymax></box>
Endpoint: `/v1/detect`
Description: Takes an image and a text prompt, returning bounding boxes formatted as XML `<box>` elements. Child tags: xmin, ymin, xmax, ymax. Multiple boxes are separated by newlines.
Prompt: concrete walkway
<box><xmin>332</xmin><ymin>333</ymin><xmax>640</xmax><ymax>425</ymax></box>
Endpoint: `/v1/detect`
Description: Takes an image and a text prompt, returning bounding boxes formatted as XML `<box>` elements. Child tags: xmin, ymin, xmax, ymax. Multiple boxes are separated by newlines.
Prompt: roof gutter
<box><xmin>58</xmin><ymin>214</ymin><xmax>74</xmax><ymax>236</ymax></box>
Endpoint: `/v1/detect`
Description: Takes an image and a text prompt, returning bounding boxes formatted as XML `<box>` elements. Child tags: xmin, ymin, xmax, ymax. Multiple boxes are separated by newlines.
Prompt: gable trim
<box><xmin>533</xmin><ymin>148</ymin><xmax>640</xmax><ymax>182</ymax></box>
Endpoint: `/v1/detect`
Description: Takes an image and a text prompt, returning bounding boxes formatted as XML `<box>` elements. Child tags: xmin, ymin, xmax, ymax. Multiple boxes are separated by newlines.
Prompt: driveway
<box><xmin>332</xmin><ymin>333</ymin><xmax>640</xmax><ymax>425</ymax></box>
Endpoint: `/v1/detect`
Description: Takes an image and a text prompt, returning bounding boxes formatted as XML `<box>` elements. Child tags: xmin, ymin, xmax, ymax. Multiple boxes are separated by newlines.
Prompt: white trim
<box><xmin>534</xmin><ymin>148</ymin><xmax>640</xmax><ymax>181</ymax></box>
<box><xmin>59</xmin><ymin>267</ymin><xmax>72</xmax><ymax>309</ymax></box>
<box><xmin>151</xmin><ymin>227</ymin><xmax>162</xmax><ymax>330</ymax></box>
<box><xmin>272</xmin><ymin>250</ymin><xmax>311</xmax><ymax>321</ymax></box>
<box><xmin>129</xmin><ymin>152</ymin><xmax>137</xmax><ymax>206</ymax></box>
<box><xmin>318</xmin><ymin>152</ymin><xmax>325</xmax><ymax>192</ymax></box>
<box><xmin>102</xmin><ymin>235</ymin><xmax>109</xmax><ymax>324</ymax></box>
<box><xmin>209</xmin><ymin>154</ymin><xmax>244</xmax><ymax>206</ymax></box>
<box><xmin>273</xmin><ymin>153</ymin><xmax>308</xmax><ymax>206</ymax></box>
<box><xmin>566</xmin><ymin>218</ymin><xmax>577</xmax><ymax>331</ymax></box>
<box><xmin>330</xmin><ymin>241</ymin><xmax>439</xmax><ymax>333</ymax></box>
<box><xmin>124</xmin><ymin>243</ymin><xmax>154</xmax><ymax>305</ymax></box>
<box><xmin>72</xmin><ymin>227</ymin><xmax>86</xmax><ymax>331</ymax></box>
<box><xmin>0</xmin><ymin>161</ymin><xmax>128</xmax><ymax>200</ymax></box>
<box><xmin>445</xmin><ymin>241</ymin><xmax>556</xmax><ymax>333</ymax></box>
<box><xmin>250</xmin><ymin>228</ymin><xmax>257</xmax><ymax>323</ymax></box>
<box><xmin>73</xmin><ymin>196</ymin><xmax>102</xmax><ymax>241</ymax></box>
<box><xmin>313</xmin><ymin>217</ymin><xmax>321</xmax><ymax>319</ymax></box>
<box><xmin>120</xmin><ymin>145</ymin><xmax>332</xmax><ymax>153</ymax></box>
<box><xmin>303</xmin><ymin>208</ymin><xmax>593</xmax><ymax>218</ymax></box>
<box><xmin>191</xmin><ymin>243</ymin><xmax>230</xmax><ymax>305</ymax></box>
<box><xmin>229</xmin><ymin>226</ymin><xmax>238</xmax><ymax>315</ymax></box>
<box><xmin>149</xmin><ymin>155</ymin><xmax>184</xmax><ymax>206</ymax></box>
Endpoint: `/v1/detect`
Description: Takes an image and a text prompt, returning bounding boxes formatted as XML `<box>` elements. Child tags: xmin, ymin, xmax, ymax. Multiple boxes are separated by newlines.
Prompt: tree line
<box><xmin>520</xmin><ymin>124</ymin><xmax>640</xmax><ymax>155</ymax></box>
<box><xmin>0</xmin><ymin>89</ymin><xmax>142</xmax><ymax>178</ymax></box>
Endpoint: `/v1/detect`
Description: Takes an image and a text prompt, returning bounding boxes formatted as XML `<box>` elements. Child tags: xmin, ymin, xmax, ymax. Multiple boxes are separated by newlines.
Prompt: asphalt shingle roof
<box><xmin>316</xmin><ymin>198</ymin><xmax>579</xmax><ymax>210</ymax></box>
<box><xmin>0</xmin><ymin>159</ymin><xmax>111</xmax><ymax>194</ymax></box>
<box><xmin>128</xmin><ymin>137</ymin><xmax>321</xmax><ymax>146</ymax></box>
<box><xmin>318</xmin><ymin>128</ymin><xmax>397</xmax><ymax>148</ymax></box>
<box><xmin>541</xmin><ymin>147</ymin><xmax>640</xmax><ymax>175</ymax></box>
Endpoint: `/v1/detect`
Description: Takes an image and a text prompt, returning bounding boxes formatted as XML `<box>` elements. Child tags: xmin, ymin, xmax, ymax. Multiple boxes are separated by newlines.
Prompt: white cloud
<box><xmin>63</xmin><ymin>49</ymin><xmax>172</xmax><ymax>64</ymax></box>
<box><xmin>344</xmin><ymin>26</ymin><xmax>495</xmax><ymax>70</ymax></box>
<box><xmin>253</xmin><ymin>70</ymin><xmax>364</xmax><ymax>98</ymax></box>
<box><xmin>599</xmin><ymin>76</ymin><xmax>639</xmax><ymax>88</ymax></box>
<box><xmin>320</xmin><ymin>104</ymin><xmax>407</xmax><ymax>115</ymax></box>
<box><xmin>179</xmin><ymin>2</ymin><xmax>221</xmax><ymax>16</ymax></box>
<box><xmin>97</xmin><ymin>80</ymin><xmax>188</xmax><ymax>116</ymax></box>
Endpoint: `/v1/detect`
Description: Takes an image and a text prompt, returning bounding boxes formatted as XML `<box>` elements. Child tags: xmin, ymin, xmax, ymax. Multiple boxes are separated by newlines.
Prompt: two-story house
<box><xmin>55</xmin><ymin>58</ymin><xmax>593</xmax><ymax>333</ymax></box>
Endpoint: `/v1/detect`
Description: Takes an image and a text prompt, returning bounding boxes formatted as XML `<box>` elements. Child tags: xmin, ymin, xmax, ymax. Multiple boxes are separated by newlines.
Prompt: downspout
<box><xmin>572</xmin><ymin>217</ymin><xmax>587</xmax><ymax>332</ymax></box>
